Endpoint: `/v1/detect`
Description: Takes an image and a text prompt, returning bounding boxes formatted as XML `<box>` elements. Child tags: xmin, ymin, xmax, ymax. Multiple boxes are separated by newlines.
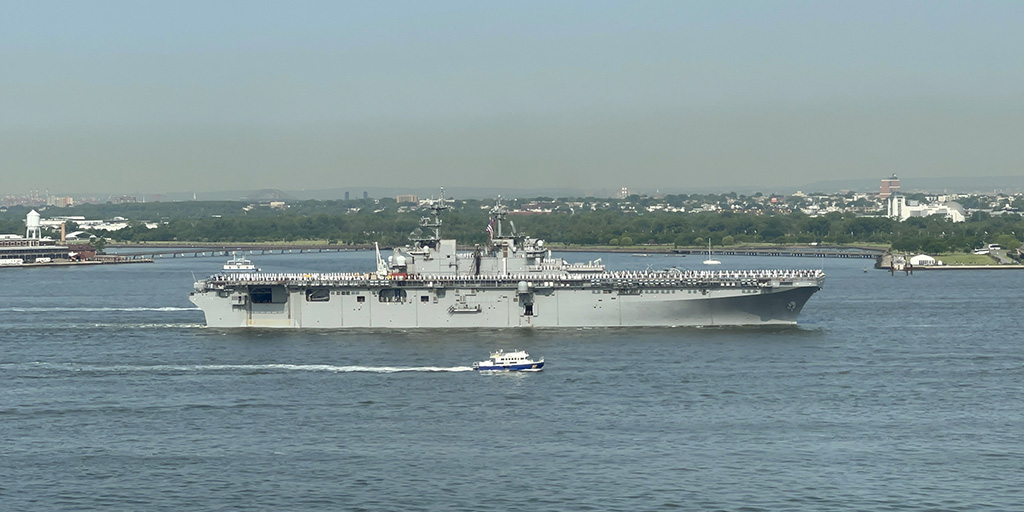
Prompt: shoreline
<box><xmin>914</xmin><ymin>264</ymin><xmax>1024</xmax><ymax>270</ymax></box>
<box><xmin>0</xmin><ymin>257</ymin><xmax>153</xmax><ymax>269</ymax></box>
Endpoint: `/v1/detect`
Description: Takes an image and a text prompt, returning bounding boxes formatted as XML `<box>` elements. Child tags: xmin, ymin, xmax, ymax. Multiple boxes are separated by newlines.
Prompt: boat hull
<box><xmin>474</xmin><ymin>361</ymin><xmax>544</xmax><ymax>371</ymax></box>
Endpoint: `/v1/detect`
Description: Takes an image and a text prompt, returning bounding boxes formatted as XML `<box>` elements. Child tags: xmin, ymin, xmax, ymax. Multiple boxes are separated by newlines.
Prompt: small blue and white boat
<box><xmin>472</xmin><ymin>349</ymin><xmax>544</xmax><ymax>372</ymax></box>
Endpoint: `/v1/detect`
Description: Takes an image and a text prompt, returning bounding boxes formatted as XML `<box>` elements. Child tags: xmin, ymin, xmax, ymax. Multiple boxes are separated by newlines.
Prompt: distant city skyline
<box><xmin>3</xmin><ymin>2</ymin><xmax>1023</xmax><ymax>195</ymax></box>
<box><xmin>6</xmin><ymin>172</ymin><xmax>1024</xmax><ymax>208</ymax></box>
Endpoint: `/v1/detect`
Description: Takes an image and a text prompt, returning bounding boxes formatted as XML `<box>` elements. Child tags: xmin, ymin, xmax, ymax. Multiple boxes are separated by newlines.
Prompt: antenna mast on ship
<box><xmin>410</xmin><ymin>187</ymin><xmax>452</xmax><ymax>249</ymax></box>
<box><xmin>490</xmin><ymin>195</ymin><xmax>509</xmax><ymax>240</ymax></box>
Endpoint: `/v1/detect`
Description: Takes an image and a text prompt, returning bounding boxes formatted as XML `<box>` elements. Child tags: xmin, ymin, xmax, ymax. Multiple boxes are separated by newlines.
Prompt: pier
<box><xmin>915</xmin><ymin>264</ymin><xmax>1024</xmax><ymax>270</ymax></box>
<box><xmin>0</xmin><ymin>255</ymin><xmax>154</xmax><ymax>269</ymax></box>
<box><xmin>106</xmin><ymin>244</ymin><xmax>360</xmax><ymax>260</ymax></box>
<box><xmin>670</xmin><ymin>247</ymin><xmax>883</xmax><ymax>259</ymax></box>
<box><xmin>106</xmin><ymin>244</ymin><xmax>885</xmax><ymax>261</ymax></box>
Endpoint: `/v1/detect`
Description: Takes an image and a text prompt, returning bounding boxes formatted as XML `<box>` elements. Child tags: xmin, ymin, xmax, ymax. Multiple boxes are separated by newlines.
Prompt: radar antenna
<box><xmin>489</xmin><ymin>195</ymin><xmax>509</xmax><ymax>239</ymax></box>
<box><xmin>409</xmin><ymin>187</ymin><xmax>452</xmax><ymax>248</ymax></box>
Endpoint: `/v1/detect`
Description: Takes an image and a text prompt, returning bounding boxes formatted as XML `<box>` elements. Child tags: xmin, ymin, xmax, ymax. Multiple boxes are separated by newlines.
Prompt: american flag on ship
<box><xmin>485</xmin><ymin>217</ymin><xmax>494</xmax><ymax>240</ymax></box>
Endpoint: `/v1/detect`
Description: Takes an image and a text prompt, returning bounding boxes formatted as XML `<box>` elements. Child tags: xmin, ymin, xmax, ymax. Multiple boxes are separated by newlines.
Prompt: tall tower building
<box><xmin>880</xmin><ymin>174</ymin><xmax>900</xmax><ymax>199</ymax></box>
<box><xmin>887</xmin><ymin>193</ymin><xmax>905</xmax><ymax>220</ymax></box>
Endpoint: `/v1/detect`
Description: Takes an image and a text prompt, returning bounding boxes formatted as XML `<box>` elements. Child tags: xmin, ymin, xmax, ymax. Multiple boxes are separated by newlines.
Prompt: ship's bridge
<box><xmin>389</xmin><ymin>239</ymin><xmax>459</xmax><ymax>276</ymax></box>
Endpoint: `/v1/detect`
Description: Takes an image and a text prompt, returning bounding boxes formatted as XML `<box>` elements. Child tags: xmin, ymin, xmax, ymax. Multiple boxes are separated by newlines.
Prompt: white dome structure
<box><xmin>909</xmin><ymin>254</ymin><xmax>936</xmax><ymax>267</ymax></box>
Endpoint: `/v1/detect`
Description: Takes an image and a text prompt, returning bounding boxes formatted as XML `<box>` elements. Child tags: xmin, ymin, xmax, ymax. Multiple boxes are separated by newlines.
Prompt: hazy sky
<box><xmin>2</xmin><ymin>1</ymin><xmax>1023</xmax><ymax>195</ymax></box>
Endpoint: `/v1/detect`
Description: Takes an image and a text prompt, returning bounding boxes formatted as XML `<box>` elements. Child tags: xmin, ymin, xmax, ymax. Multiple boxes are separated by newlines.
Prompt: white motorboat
<box><xmin>472</xmin><ymin>349</ymin><xmax>544</xmax><ymax>372</ymax></box>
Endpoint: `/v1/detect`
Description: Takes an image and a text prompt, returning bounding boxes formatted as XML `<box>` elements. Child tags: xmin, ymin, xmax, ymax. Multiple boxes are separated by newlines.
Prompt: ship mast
<box><xmin>409</xmin><ymin>187</ymin><xmax>452</xmax><ymax>249</ymax></box>
<box><xmin>490</xmin><ymin>195</ymin><xmax>509</xmax><ymax>240</ymax></box>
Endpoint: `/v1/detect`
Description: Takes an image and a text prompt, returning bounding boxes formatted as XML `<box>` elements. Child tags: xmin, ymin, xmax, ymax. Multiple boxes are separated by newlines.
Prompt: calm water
<box><xmin>2</xmin><ymin>251</ymin><xmax>1022</xmax><ymax>511</ymax></box>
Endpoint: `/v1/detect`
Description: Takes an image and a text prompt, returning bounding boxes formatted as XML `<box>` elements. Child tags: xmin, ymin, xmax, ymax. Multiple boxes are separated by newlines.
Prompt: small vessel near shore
<box><xmin>472</xmin><ymin>349</ymin><xmax>544</xmax><ymax>372</ymax></box>
<box><xmin>702</xmin><ymin>240</ymin><xmax>721</xmax><ymax>265</ymax></box>
<box><xmin>223</xmin><ymin>252</ymin><xmax>260</xmax><ymax>273</ymax></box>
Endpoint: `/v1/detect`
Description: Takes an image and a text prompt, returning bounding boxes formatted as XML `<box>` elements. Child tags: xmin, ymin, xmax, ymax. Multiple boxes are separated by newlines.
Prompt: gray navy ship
<box><xmin>189</xmin><ymin>193</ymin><xmax>824</xmax><ymax>328</ymax></box>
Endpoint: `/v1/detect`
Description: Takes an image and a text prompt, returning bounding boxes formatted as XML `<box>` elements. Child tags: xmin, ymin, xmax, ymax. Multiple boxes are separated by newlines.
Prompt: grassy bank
<box><xmin>936</xmin><ymin>253</ymin><xmax>998</xmax><ymax>265</ymax></box>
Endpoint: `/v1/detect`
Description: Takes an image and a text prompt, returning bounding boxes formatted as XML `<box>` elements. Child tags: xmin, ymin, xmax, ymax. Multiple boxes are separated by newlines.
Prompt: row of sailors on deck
<box><xmin>216</xmin><ymin>268</ymin><xmax>822</xmax><ymax>283</ymax></box>
<box><xmin>217</xmin><ymin>272</ymin><xmax>370</xmax><ymax>281</ymax></box>
<box><xmin>673</xmin><ymin>269</ymin><xmax>824</xmax><ymax>278</ymax></box>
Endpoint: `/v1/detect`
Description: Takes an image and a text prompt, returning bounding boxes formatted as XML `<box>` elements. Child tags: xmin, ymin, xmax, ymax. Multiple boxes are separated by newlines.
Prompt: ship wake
<box><xmin>9</xmin><ymin>362</ymin><xmax>475</xmax><ymax>374</ymax></box>
<box><xmin>6</xmin><ymin>306</ymin><xmax>199</xmax><ymax>312</ymax></box>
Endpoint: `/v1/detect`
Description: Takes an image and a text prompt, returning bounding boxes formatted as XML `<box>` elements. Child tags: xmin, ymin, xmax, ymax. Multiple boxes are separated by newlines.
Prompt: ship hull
<box><xmin>189</xmin><ymin>282</ymin><xmax>820</xmax><ymax>329</ymax></box>
<box><xmin>190</xmin><ymin>196</ymin><xmax>824</xmax><ymax>329</ymax></box>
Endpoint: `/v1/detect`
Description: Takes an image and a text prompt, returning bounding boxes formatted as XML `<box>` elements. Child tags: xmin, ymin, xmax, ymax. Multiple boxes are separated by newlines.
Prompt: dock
<box><xmin>669</xmin><ymin>247</ymin><xmax>882</xmax><ymax>259</ymax></box>
<box><xmin>107</xmin><ymin>244</ymin><xmax>885</xmax><ymax>261</ymax></box>
<box><xmin>914</xmin><ymin>264</ymin><xmax>1024</xmax><ymax>270</ymax></box>
<box><xmin>1</xmin><ymin>256</ymin><xmax>153</xmax><ymax>269</ymax></box>
<box><xmin>106</xmin><ymin>244</ymin><xmax>357</xmax><ymax>260</ymax></box>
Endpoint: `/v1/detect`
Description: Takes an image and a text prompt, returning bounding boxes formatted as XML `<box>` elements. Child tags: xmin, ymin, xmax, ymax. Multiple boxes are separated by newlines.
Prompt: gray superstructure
<box><xmin>190</xmin><ymin>193</ymin><xmax>824</xmax><ymax>328</ymax></box>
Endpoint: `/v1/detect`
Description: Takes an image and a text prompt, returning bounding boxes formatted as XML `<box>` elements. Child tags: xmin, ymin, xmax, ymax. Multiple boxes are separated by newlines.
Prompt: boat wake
<box><xmin>5</xmin><ymin>306</ymin><xmax>200</xmax><ymax>312</ymax></box>
<box><xmin>8</xmin><ymin>362</ymin><xmax>475</xmax><ymax>374</ymax></box>
<box><xmin>86</xmin><ymin>323</ymin><xmax>207</xmax><ymax>329</ymax></box>
<box><xmin>2</xmin><ymin>323</ymin><xmax>205</xmax><ymax>332</ymax></box>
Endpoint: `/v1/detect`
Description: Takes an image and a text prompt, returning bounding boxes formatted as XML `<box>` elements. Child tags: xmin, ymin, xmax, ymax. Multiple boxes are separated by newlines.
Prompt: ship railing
<box><xmin>205</xmin><ymin>268</ymin><xmax>824</xmax><ymax>288</ymax></box>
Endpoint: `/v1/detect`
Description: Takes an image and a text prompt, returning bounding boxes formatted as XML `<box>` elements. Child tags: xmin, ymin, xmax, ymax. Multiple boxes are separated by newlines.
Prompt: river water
<box><xmin>2</xmin><ymin>251</ymin><xmax>1021</xmax><ymax>511</ymax></box>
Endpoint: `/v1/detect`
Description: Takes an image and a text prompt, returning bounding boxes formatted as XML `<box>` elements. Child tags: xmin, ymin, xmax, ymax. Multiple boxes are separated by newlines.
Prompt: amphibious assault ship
<box><xmin>189</xmin><ymin>193</ymin><xmax>824</xmax><ymax>328</ymax></box>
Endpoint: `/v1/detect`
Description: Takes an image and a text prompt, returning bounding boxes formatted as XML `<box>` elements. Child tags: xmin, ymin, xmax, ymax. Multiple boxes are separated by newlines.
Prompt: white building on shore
<box><xmin>0</xmin><ymin>210</ymin><xmax>71</xmax><ymax>263</ymax></box>
<box><xmin>887</xmin><ymin>193</ymin><xmax>966</xmax><ymax>223</ymax></box>
<box><xmin>909</xmin><ymin>254</ymin><xmax>938</xmax><ymax>266</ymax></box>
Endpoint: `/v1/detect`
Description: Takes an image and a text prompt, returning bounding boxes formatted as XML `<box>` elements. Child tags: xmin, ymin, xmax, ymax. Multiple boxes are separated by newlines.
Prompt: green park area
<box><xmin>935</xmin><ymin>253</ymin><xmax>999</xmax><ymax>266</ymax></box>
<box><xmin>1</xmin><ymin>197</ymin><xmax>1021</xmax><ymax>264</ymax></box>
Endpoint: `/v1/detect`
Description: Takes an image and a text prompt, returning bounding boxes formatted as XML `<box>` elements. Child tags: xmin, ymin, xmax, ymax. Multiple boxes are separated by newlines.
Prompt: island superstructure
<box><xmin>189</xmin><ymin>191</ymin><xmax>824</xmax><ymax>328</ymax></box>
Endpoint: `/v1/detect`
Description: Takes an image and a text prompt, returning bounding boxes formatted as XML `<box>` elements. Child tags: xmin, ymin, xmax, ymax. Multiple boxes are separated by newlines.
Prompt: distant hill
<box><xmin>801</xmin><ymin>176</ymin><xmax>1024</xmax><ymax>195</ymax></box>
<box><xmin>153</xmin><ymin>186</ymin><xmax>622</xmax><ymax>201</ymax></box>
<box><xmin>242</xmin><ymin>189</ymin><xmax>296</xmax><ymax>201</ymax></box>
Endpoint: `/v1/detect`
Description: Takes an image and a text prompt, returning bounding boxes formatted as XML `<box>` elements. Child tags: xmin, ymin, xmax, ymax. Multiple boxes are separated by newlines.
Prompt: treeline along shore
<box><xmin>2</xmin><ymin>196</ymin><xmax>1022</xmax><ymax>259</ymax></box>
